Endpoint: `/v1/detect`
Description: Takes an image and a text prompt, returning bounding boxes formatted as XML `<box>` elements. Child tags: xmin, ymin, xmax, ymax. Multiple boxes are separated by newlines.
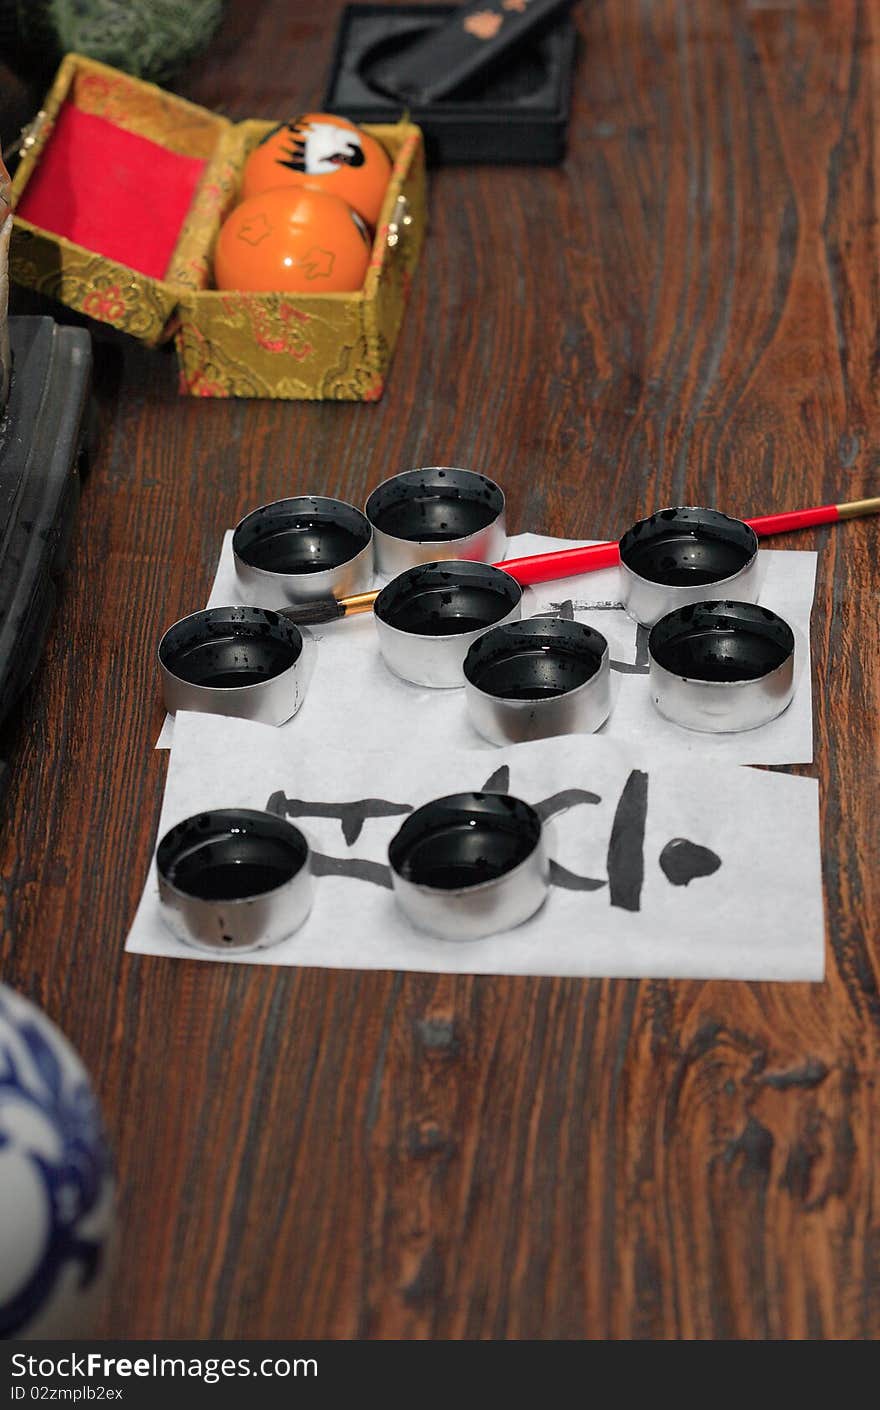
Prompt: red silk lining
<box><xmin>17</xmin><ymin>104</ymin><xmax>206</xmax><ymax>279</ymax></box>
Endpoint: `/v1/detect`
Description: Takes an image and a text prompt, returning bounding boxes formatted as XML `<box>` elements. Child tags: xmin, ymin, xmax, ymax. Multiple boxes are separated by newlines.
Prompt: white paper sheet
<box><xmin>157</xmin><ymin>534</ymin><xmax>816</xmax><ymax>765</ymax></box>
<box><xmin>130</xmin><ymin>712</ymin><xmax>825</xmax><ymax>981</ymax></box>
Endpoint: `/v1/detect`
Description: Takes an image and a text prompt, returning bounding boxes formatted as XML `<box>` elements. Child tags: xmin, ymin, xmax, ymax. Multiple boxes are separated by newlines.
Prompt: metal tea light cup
<box><xmin>373</xmin><ymin>559</ymin><xmax>522</xmax><ymax>688</ymax></box>
<box><xmin>158</xmin><ymin>606</ymin><xmax>305</xmax><ymax>726</ymax></box>
<box><xmin>618</xmin><ymin>506</ymin><xmax>760</xmax><ymax>627</ymax></box>
<box><xmin>232</xmin><ymin>495</ymin><xmax>374</xmax><ymax>608</ymax></box>
<box><xmin>648</xmin><ymin>599</ymin><xmax>796</xmax><ymax>733</ymax></box>
<box><xmin>388</xmin><ymin>792</ymin><xmax>550</xmax><ymax>940</ymax></box>
<box><xmin>156</xmin><ymin>808</ymin><xmax>313</xmax><ymax>953</ymax></box>
<box><xmin>365</xmin><ymin>466</ymin><xmax>506</xmax><ymax>576</ymax></box>
<box><xmin>463</xmin><ymin>617</ymin><xmax>611</xmax><ymax>745</ymax></box>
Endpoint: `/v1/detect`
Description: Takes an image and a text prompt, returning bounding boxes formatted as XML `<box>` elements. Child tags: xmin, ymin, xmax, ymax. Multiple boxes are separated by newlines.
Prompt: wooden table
<box><xmin>2</xmin><ymin>0</ymin><xmax>878</xmax><ymax>1340</ymax></box>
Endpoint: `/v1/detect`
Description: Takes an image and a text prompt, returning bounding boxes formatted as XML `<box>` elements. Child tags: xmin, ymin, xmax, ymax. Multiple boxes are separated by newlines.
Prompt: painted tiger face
<box><xmin>241</xmin><ymin>112</ymin><xmax>392</xmax><ymax>226</ymax></box>
<box><xmin>275</xmin><ymin>118</ymin><xmax>367</xmax><ymax>174</ymax></box>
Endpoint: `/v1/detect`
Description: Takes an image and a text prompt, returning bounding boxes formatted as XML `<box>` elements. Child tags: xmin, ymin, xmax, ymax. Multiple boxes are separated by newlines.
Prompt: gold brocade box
<box><xmin>9</xmin><ymin>54</ymin><xmax>426</xmax><ymax>400</ymax></box>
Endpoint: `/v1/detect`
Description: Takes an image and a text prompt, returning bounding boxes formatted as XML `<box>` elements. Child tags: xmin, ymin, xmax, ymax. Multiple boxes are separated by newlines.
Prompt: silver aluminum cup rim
<box><xmin>365</xmin><ymin>467</ymin><xmax>506</xmax><ymax>556</ymax></box>
<box><xmin>389</xmin><ymin>797</ymin><xmax>547</xmax><ymax>941</ymax></box>
<box><xmin>390</xmin><ymin>839</ymin><xmax>549</xmax><ymax>939</ymax></box>
<box><xmin>372</xmin><ymin>519</ymin><xmax>505</xmax><ymax>555</ymax></box>
<box><xmin>232</xmin><ymin>496</ymin><xmax>374</xmax><ymax>600</ymax></box>
<box><xmin>647</xmin><ymin>601</ymin><xmax>795</xmax><ymax>732</ymax></box>
<box><xmin>462</xmin><ymin>619</ymin><xmax>611</xmax><ymax>740</ymax></box>
<box><xmin>157</xmin><ymin>603</ymin><xmax>306</xmax><ymax>727</ymax></box>
<box><xmin>232</xmin><ymin>536</ymin><xmax>374</xmax><ymax>594</ymax></box>
<box><xmin>618</xmin><ymin>506</ymin><xmax>760</xmax><ymax>625</ymax></box>
<box><xmin>373</xmin><ymin>561</ymin><xmax>523</xmax><ymax>687</ymax></box>
<box><xmin>375</xmin><ymin>603</ymin><xmax>523</xmax><ymax>689</ymax></box>
<box><xmin>649</xmin><ymin>655</ymin><xmax>793</xmax><ymax>691</ymax></box>
<box><xmin>619</xmin><ymin>551</ymin><xmax>759</xmax><ymax>597</ymax></box>
<box><xmin>464</xmin><ymin>636</ymin><xmax>610</xmax><ymax>711</ymax></box>
<box><xmin>463</xmin><ymin>656</ymin><xmax>611</xmax><ymax>741</ymax></box>
<box><xmin>373</xmin><ymin>561</ymin><xmax>523</xmax><ymax>640</ymax></box>
<box><xmin>647</xmin><ymin>601</ymin><xmax>795</xmax><ymax>690</ymax></box>
<box><xmin>159</xmin><ymin>662</ymin><xmax>300</xmax><ymax>698</ymax></box>
<box><xmin>649</xmin><ymin>658</ymin><xmax>795</xmax><ymax>731</ymax></box>
<box><xmin>388</xmin><ymin>794</ymin><xmax>549</xmax><ymax>938</ymax></box>
<box><xmin>157</xmin><ymin>874</ymin><xmax>313</xmax><ymax>953</ymax></box>
<box><xmin>155</xmin><ymin>809</ymin><xmax>311</xmax><ymax>899</ymax></box>
<box><xmin>156</xmin><ymin>811</ymin><xmax>312</xmax><ymax>952</ymax></box>
<box><xmin>619</xmin><ymin>505</ymin><xmax>759</xmax><ymax>564</ymax></box>
<box><xmin>157</xmin><ymin>607</ymin><xmax>303</xmax><ymax>696</ymax></box>
<box><xmin>390</xmin><ymin>827</ymin><xmax>545</xmax><ymax>902</ymax></box>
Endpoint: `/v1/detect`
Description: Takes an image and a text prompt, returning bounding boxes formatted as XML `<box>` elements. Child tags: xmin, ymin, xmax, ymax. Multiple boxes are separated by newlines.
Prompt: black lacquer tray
<box><xmin>324</xmin><ymin>4</ymin><xmax>577</xmax><ymax>165</ymax></box>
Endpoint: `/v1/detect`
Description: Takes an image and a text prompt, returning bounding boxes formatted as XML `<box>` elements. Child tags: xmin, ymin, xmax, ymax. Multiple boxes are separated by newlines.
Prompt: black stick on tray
<box><xmin>370</xmin><ymin>0</ymin><xmax>577</xmax><ymax>105</ymax></box>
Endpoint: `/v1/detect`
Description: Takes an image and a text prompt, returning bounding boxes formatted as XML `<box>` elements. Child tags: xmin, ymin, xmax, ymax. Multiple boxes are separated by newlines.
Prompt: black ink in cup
<box><xmin>366</xmin><ymin>467</ymin><xmax>503</xmax><ymax>541</ymax></box>
<box><xmin>388</xmin><ymin>791</ymin><xmax>549</xmax><ymax>940</ymax></box>
<box><xmin>233</xmin><ymin>497</ymin><xmax>372</xmax><ymax>574</ymax></box>
<box><xmin>465</xmin><ymin>619</ymin><xmax>607</xmax><ymax>698</ymax></box>
<box><xmin>618</xmin><ymin>506</ymin><xmax>761</xmax><ymax>628</ymax></box>
<box><xmin>156</xmin><ymin>808</ymin><xmax>313</xmax><ymax>953</ymax></box>
<box><xmin>365</xmin><ymin>467</ymin><xmax>506</xmax><ymax>576</ymax></box>
<box><xmin>619</xmin><ymin>507</ymin><xmax>756</xmax><ymax>587</ymax></box>
<box><xmin>462</xmin><ymin>617</ymin><xmax>612</xmax><ymax>743</ymax></box>
<box><xmin>375</xmin><ymin>561</ymin><xmax>520</xmax><ymax>636</ymax></box>
<box><xmin>649</xmin><ymin>601</ymin><xmax>794</xmax><ymax>682</ymax></box>
<box><xmin>647</xmin><ymin>600</ymin><xmax>796</xmax><ymax>733</ymax></box>
<box><xmin>232</xmin><ymin>496</ymin><xmax>375</xmax><ymax>610</ymax></box>
<box><xmin>158</xmin><ymin>809</ymin><xmax>308</xmax><ymax>901</ymax></box>
<box><xmin>390</xmin><ymin>792</ymin><xmax>540</xmax><ymax>889</ymax></box>
<box><xmin>373</xmin><ymin>561</ymin><xmax>523</xmax><ymax>687</ymax></box>
<box><xmin>158</xmin><ymin>606</ymin><xmax>306</xmax><ymax>726</ymax></box>
<box><xmin>160</xmin><ymin>608</ymin><xmax>301</xmax><ymax>688</ymax></box>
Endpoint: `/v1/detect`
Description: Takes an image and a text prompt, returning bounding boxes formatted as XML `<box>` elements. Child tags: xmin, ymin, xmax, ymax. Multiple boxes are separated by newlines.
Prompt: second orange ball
<box><xmin>213</xmin><ymin>187</ymin><xmax>371</xmax><ymax>293</ymax></box>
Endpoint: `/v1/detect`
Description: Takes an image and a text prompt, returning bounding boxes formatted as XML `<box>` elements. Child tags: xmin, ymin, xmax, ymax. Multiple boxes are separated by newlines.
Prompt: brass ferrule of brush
<box><xmin>340</xmin><ymin>589</ymin><xmax>380</xmax><ymax>617</ymax></box>
<box><xmin>837</xmin><ymin>496</ymin><xmax>880</xmax><ymax>520</ymax></box>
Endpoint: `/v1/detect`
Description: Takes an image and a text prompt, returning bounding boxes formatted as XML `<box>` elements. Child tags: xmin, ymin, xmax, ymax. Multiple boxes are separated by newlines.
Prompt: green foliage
<box><xmin>18</xmin><ymin>0</ymin><xmax>226</xmax><ymax>83</ymax></box>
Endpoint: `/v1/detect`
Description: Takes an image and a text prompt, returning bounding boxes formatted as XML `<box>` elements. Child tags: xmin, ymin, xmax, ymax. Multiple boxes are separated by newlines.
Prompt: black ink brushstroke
<box><xmin>263</xmin><ymin>768</ymin><xmax>727</xmax><ymax>915</ymax></box>
<box><xmin>534</xmin><ymin>602</ymin><xmax>650</xmax><ymax>674</ymax></box>
<box><xmin>610</xmin><ymin>626</ymin><xmax>651</xmax><ymax>676</ymax></box>
<box><xmin>549</xmin><ymin>860</ymin><xmax>606</xmax><ymax>892</ymax></box>
<box><xmin>659</xmin><ymin>838</ymin><xmax>722</xmax><ymax>886</ymax></box>
<box><xmin>606</xmin><ymin>769</ymin><xmax>648</xmax><ymax>911</ymax></box>
<box><xmin>310</xmin><ymin>853</ymin><xmax>394</xmax><ymax>888</ymax></box>
<box><xmin>535</xmin><ymin>788</ymin><xmax>601</xmax><ymax>820</ymax></box>
<box><xmin>538</xmin><ymin>790</ymin><xmax>604</xmax><ymax>888</ymax></box>
<box><xmin>542</xmin><ymin>599</ymin><xmax>624</xmax><ymax>614</ymax></box>
<box><xmin>265</xmin><ymin>790</ymin><xmax>412</xmax><ymax>845</ymax></box>
<box><xmin>481</xmin><ymin>765</ymin><xmax>510</xmax><ymax>794</ymax></box>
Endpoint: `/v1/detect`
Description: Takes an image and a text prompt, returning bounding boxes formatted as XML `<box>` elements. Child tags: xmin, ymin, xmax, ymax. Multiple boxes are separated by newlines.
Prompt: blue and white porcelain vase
<box><xmin>0</xmin><ymin>984</ymin><xmax>114</xmax><ymax>1339</ymax></box>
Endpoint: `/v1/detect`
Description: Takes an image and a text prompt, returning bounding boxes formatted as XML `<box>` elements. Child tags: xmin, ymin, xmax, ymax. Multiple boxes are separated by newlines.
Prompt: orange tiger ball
<box><xmin>213</xmin><ymin>187</ymin><xmax>371</xmax><ymax>294</ymax></box>
<box><xmin>242</xmin><ymin>113</ymin><xmax>392</xmax><ymax>227</ymax></box>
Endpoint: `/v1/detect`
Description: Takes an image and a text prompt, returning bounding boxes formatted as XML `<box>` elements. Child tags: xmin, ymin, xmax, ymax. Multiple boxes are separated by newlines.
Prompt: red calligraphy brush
<box><xmin>282</xmin><ymin>495</ymin><xmax>880</xmax><ymax>626</ymax></box>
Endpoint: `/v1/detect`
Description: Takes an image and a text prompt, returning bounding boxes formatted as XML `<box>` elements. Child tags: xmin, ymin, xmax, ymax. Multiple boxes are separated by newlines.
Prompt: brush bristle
<box><xmin>278</xmin><ymin>597</ymin><xmax>346</xmax><ymax>628</ymax></box>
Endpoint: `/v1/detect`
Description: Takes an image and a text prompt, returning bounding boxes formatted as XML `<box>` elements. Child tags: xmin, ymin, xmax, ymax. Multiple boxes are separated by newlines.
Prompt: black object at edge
<box><xmin>0</xmin><ymin>315</ymin><xmax>91</xmax><ymax>736</ymax></box>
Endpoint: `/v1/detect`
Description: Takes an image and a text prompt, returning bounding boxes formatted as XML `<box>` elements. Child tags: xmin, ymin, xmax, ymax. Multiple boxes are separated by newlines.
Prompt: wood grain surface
<box><xmin>1</xmin><ymin>0</ymin><xmax>879</xmax><ymax>1339</ymax></box>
